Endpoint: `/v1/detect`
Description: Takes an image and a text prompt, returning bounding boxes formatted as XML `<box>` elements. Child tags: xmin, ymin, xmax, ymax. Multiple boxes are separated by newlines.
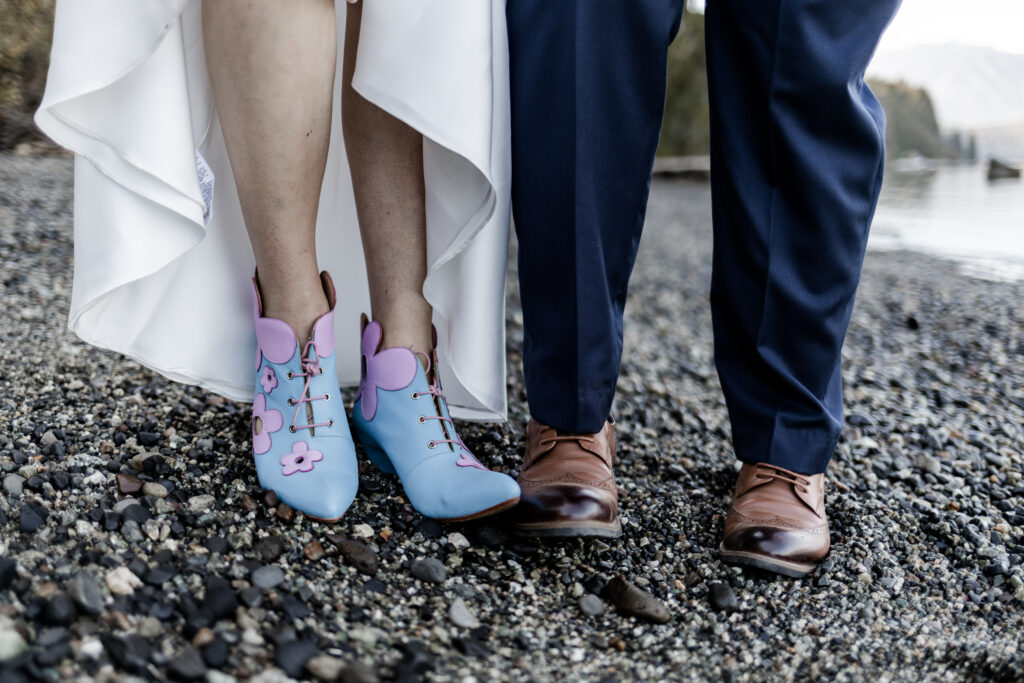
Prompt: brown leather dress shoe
<box><xmin>719</xmin><ymin>463</ymin><xmax>829</xmax><ymax>578</ymax></box>
<box><xmin>513</xmin><ymin>419</ymin><xmax>621</xmax><ymax>538</ymax></box>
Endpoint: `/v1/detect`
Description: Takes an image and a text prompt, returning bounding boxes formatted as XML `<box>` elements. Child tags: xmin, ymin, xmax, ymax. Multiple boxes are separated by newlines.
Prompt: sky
<box><xmin>686</xmin><ymin>0</ymin><xmax>1024</xmax><ymax>56</ymax></box>
<box><xmin>877</xmin><ymin>0</ymin><xmax>1024</xmax><ymax>55</ymax></box>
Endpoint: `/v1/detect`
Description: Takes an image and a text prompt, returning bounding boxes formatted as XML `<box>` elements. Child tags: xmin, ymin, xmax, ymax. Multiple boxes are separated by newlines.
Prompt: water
<box><xmin>869</xmin><ymin>162</ymin><xmax>1024</xmax><ymax>281</ymax></box>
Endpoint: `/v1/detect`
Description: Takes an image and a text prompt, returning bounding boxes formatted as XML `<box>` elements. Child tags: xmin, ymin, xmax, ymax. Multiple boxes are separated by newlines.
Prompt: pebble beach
<box><xmin>1</xmin><ymin>152</ymin><xmax>1022</xmax><ymax>681</ymax></box>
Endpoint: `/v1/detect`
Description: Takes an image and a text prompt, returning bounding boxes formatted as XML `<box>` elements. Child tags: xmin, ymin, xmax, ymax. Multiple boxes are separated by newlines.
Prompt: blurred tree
<box><xmin>867</xmin><ymin>79</ymin><xmax>953</xmax><ymax>159</ymax></box>
<box><xmin>0</xmin><ymin>0</ymin><xmax>55</xmax><ymax>148</ymax></box>
<box><xmin>657</xmin><ymin>9</ymin><xmax>709</xmax><ymax>157</ymax></box>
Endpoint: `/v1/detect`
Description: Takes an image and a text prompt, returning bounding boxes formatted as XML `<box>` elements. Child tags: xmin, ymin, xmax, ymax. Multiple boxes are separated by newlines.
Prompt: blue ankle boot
<box><xmin>352</xmin><ymin>319</ymin><xmax>520</xmax><ymax>521</ymax></box>
<box><xmin>251</xmin><ymin>272</ymin><xmax>358</xmax><ymax>521</ymax></box>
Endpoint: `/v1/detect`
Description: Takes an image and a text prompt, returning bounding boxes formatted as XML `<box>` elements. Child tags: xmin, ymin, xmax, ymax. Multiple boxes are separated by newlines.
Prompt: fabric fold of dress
<box><xmin>35</xmin><ymin>0</ymin><xmax>512</xmax><ymax>421</ymax></box>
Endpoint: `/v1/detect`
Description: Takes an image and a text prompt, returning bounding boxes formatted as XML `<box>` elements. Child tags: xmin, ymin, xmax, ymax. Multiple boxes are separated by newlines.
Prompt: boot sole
<box><xmin>514</xmin><ymin>519</ymin><xmax>622</xmax><ymax>539</ymax></box>
<box><xmin>437</xmin><ymin>497</ymin><xmax>520</xmax><ymax>523</ymax></box>
<box><xmin>718</xmin><ymin>545</ymin><xmax>817</xmax><ymax>578</ymax></box>
<box><xmin>272</xmin><ymin>495</ymin><xmax>519</xmax><ymax>524</ymax></box>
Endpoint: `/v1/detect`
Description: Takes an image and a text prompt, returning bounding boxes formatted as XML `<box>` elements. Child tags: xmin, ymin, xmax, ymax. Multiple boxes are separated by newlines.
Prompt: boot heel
<box><xmin>360</xmin><ymin>439</ymin><xmax>396</xmax><ymax>475</ymax></box>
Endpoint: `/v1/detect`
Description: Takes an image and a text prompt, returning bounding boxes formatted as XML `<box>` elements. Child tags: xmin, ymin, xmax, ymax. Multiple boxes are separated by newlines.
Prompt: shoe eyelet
<box><xmin>288</xmin><ymin>425</ymin><xmax>296</xmax><ymax>433</ymax></box>
<box><xmin>286</xmin><ymin>372</ymin><xmax>294</xmax><ymax>380</ymax></box>
<box><xmin>323</xmin><ymin>394</ymin><xmax>330</xmax><ymax>401</ymax></box>
<box><xmin>418</xmin><ymin>416</ymin><xmax>426</xmax><ymax>424</ymax></box>
<box><xmin>427</xmin><ymin>441</ymin><xmax>436</xmax><ymax>449</ymax></box>
<box><xmin>318</xmin><ymin>368</ymin><xmax>324</xmax><ymax>375</ymax></box>
<box><xmin>287</xmin><ymin>398</ymin><xmax>296</xmax><ymax>406</ymax></box>
<box><xmin>328</xmin><ymin>419</ymin><xmax>335</xmax><ymax>427</ymax></box>
<box><xmin>411</xmin><ymin>392</ymin><xmax>419</xmax><ymax>399</ymax></box>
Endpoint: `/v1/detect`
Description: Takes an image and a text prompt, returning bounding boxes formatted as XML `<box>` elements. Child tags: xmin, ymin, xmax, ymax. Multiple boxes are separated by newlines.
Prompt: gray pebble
<box><xmin>67</xmin><ymin>571</ymin><xmax>104</xmax><ymax>616</ymax></box>
<box><xmin>579</xmin><ymin>594</ymin><xmax>606</xmax><ymax>616</ymax></box>
<box><xmin>410</xmin><ymin>558</ymin><xmax>446</xmax><ymax>584</ymax></box>
<box><xmin>449</xmin><ymin>598</ymin><xmax>480</xmax><ymax>628</ymax></box>
<box><xmin>251</xmin><ymin>565</ymin><xmax>285</xmax><ymax>589</ymax></box>
<box><xmin>3</xmin><ymin>474</ymin><xmax>24</xmax><ymax>498</ymax></box>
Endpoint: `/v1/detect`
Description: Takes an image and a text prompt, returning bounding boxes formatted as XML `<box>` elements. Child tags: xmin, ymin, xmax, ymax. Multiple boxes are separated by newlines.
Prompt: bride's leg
<box><xmin>341</xmin><ymin>1</ymin><xmax>433</xmax><ymax>357</ymax></box>
<box><xmin>202</xmin><ymin>0</ymin><xmax>336</xmax><ymax>342</ymax></box>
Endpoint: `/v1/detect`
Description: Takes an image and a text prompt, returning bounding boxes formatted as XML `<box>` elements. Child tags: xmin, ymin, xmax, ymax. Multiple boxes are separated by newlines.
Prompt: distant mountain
<box><xmin>868</xmin><ymin>44</ymin><xmax>1024</xmax><ymax>130</ymax></box>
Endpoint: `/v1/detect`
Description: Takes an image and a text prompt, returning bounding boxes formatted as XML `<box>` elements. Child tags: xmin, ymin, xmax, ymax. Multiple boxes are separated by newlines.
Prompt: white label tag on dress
<box><xmin>195</xmin><ymin>149</ymin><xmax>215</xmax><ymax>225</ymax></box>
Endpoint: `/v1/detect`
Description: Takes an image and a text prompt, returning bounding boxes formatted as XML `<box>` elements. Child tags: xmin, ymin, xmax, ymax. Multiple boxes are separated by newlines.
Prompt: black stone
<box><xmin>102</xmin><ymin>634</ymin><xmax>151</xmax><ymax>674</ymax></box>
<box><xmin>137</xmin><ymin>432</ymin><xmax>160</xmax><ymax>446</ymax></box>
<box><xmin>145</xmin><ymin>565</ymin><xmax>175</xmax><ymax>586</ymax></box>
<box><xmin>474</xmin><ymin>526</ymin><xmax>507</xmax><ymax>549</ymax></box>
<box><xmin>363</xmin><ymin>578</ymin><xmax>386</xmax><ymax>594</ymax></box>
<box><xmin>149</xmin><ymin>601</ymin><xmax>175</xmax><ymax>620</ymax></box>
<box><xmin>415</xmin><ymin>519</ymin><xmax>443</xmax><ymax>539</ymax></box>
<box><xmin>205</xmin><ymin>536</ymin><xmax>228</xmax><ymax>555</ymax></box>
<box><xmin>51</xmin><ymin>472</ymin><xmax>70</xmax><ymax>490</ymax></box>
<box><xmin>168</xmin><ymin>646</ymin><xmax>207</xmax><ymax>681</ymax></box>
<box><xmin>274</xmin><ymin>638</ymin><xmax>318</xmax><ymax>678</ymax></box>
<box><xmin>35</xmin><ymin>641</ymin><xmax>72</xmax><ymax>667</ymax></box>
<box><xmin>255</xmin><ymin>535</ymin><xmax>285</xmax><ymax>562</ymax></box>
<box><xmin>128</xmin><ymin>557</ymin><xmax>149</xmax><ymax>578</ymax></box>
<box><xmin>454</xmin><ymin>637</ymin><xmax>491</xmax><ymax>658</ymax></box>
<box><xmin>0</xmin><ymin>557</ymin><xmax>17</xmax><ymax>590</ymax></box>
<box><xmin>239</xmin><ymin>586</ymin><xmax>263</xmax><ymax>608</ymax></box>
<box><xmin>281</xmin><ymin>595</ymin><xmax>311</xmax><ymax>620</ymax></box>
<box><xmin>121</xmin><ymin>504</ymin><xmax>151</xmax><ymax>525</ymax></box>
<box><xmin>201</xmin><ymin>576</ymin><xmax>238</xmax><ymax>621</ymax></box>
<box><xmin>19</xmin><ymin>503</ymin><xmax>46</xmax><ymax>533</ymax></box>
<box><xmin>35</xmin><ymin>627</ymin><xmax>71</xmax><ymax>649</ymax></box>
<box><xmin>330</xmin><ymin>537</ymin><xmax>379</xmax><ymax>576</ymax></box>
<box><xmin>202</xmin><ymin>637</ymin><xmax>228</xmax><ymax>668</ymax></box>
<box><xmin>103</xmin><ymin>511</ymin><xmax>121</xmax><ymax>531</ymax></box>
<box><xmin>395</xmin><ymin>640</ymin><xmax>433</xmax><ymax>678</ymax></box>
<box><xmin>708</xmin><ymin>582</ymin><xmax>739</xmax><ymax>612</ymax></box>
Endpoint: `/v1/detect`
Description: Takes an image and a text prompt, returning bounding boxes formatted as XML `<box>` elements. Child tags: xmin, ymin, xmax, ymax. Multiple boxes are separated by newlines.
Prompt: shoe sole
<box><xmin>718</xmin><ymin>545</ymin><xmax>817</xmax><ymax>578</ymax></box>
<box><xmin>514</xmin><ymin>519</ymin><xmax>622</xmax><ymax>539</ymax></box>
<box><xmin>437</xmin><ymin>497</ymin><xmax>520</xmax><ymax>523</ymax></box>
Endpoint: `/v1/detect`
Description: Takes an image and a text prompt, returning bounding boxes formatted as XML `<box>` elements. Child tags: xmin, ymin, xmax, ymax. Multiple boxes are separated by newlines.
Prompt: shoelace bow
<box><xmin>286</xmin><ymin>340</ymin><xmax>333</xmax><ymax>433</ymax></box>
<box><xmin>539</xmin><ymin>433</ymin><xmax>598</xmax><ymax>450</ymax></box>
<box><xmin>753</xmin><ymin>463</ymin><xmax>811</xmax><ymax>493</ymax></box>
<box><xmin>411</xmin><ymin>351</ymin><xmax>474</xmax><ymax>455</ymax></box>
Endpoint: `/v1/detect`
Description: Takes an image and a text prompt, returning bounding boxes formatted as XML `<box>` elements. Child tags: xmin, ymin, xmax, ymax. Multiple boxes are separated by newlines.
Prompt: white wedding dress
<box><xmin>35</xmin><ymin>0</ymin><xmax>511</xmax><ymax>421</ymax></box>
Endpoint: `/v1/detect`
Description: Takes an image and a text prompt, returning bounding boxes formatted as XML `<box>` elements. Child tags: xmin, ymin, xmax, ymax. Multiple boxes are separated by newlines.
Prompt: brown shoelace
<box><xmin>753</xmin><ymin>463</ymin><xmax>811</xmax><ymax>493</ymax></box>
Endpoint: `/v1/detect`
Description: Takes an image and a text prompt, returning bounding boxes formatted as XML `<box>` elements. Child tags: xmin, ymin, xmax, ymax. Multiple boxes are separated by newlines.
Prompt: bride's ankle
<box><xmin>259</xmin><ymin>287</ymin><xmax>330</xmax><ymax>342</ymax></box>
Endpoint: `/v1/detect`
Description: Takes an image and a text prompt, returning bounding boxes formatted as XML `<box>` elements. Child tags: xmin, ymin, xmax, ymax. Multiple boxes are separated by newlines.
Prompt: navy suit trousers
<box><xmin>507</xmin><ymin>0</ymin><xmax>901</xmax><ymax>474</ymax></box>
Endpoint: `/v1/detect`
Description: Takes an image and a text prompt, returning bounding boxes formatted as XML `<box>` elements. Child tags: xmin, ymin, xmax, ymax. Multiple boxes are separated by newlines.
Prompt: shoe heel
<box><xmin>360</xmin><ymin>439</ymin><xmax>396</xmax><ymax>475</ymax></box>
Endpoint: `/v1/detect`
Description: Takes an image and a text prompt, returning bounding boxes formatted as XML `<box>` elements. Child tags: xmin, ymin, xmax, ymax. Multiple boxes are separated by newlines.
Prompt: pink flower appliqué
<box><xmin>260</xmin><ymin>366</ymin><xmax>278</xmax><ymax>394</ymax></box>
<box><xmin>252</xmin><ymin>393</ymin><xmax>283</xmax><ymax>455</ymax></box>
<box><xmin>281</xmin><ymin>441</ymin><xmax>323</xmax><ymax>476</ymax></box>
<box><xmin>357</xmin><ymin>321</ymin><xmax>419</xmax><ymax>421</ymax></box>
<box><xmin>456</xmin><ymin>450</ymin><xmax>488</xmax><ymax>471</ymax></box>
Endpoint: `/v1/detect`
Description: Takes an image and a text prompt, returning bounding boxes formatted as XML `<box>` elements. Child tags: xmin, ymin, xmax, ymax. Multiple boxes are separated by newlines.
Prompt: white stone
<box><xmin>305</xmin><ymin>655</ymin><xmax>346</xmax><ymax>681</ymax></box>
<box><xmin>447</xmin><ymin>532</ymin><xmax>470</xmax><ymax>549</ymax></box>
<box><xmin>351</xmin><ymin>523</ymin><xmax>374</xmax><ymax>539</ymax></box>
<box><xmin>0</xmin><ymin>630</ymin><xmax>27</xmax><ymax>663</ymax></box>
<box><xmin>187</xmin><ymin>494</ymin><xmax>217</xmax><ymax>513</ymax></box>
<box><xmin>105</xmin><ymin>566</ymin><xmax>143</xmax><ymax>595</ymax></box>
<box><xmin>79</xmin><ymin>638</ymin><xmax>104</xmax><ymax>659</ymax></box>
<box><xmin>448</xmin><ymin>598</ymin><xmax>480</xmax><ymax>629</ymax></box>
